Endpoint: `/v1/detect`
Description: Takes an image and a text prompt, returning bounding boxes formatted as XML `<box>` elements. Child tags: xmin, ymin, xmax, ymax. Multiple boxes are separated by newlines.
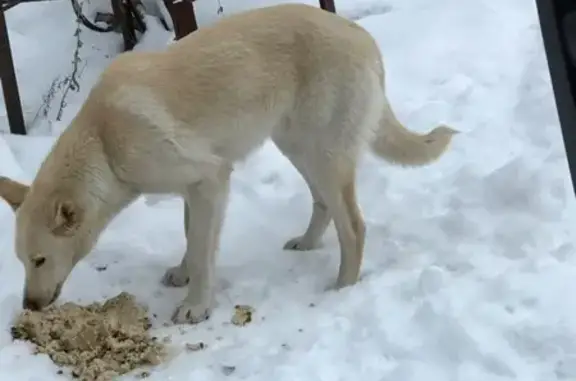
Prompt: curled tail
<box><xmin>370</xmin><ymin>99</ymin><xmax>458</xmax><ymax>166</ymax></box>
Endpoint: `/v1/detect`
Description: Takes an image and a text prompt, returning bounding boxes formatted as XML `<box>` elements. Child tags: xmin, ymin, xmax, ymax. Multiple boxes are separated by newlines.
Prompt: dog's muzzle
<box><xmin>22</xmin><ymin>282</ymin><xmax>63</xmax><ymax>311</ymax></box>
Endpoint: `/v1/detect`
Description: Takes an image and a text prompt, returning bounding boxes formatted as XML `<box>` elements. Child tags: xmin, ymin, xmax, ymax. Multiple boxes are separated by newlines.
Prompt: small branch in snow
<box><xmin>31</xmin><ymin>76</ymin><xmax>63</xmax><ymax>127</ymax></box>
<box><xmin>56</xmin><ymin>11</ymin><xmax>84</xmax><ymax>121</ymax></box>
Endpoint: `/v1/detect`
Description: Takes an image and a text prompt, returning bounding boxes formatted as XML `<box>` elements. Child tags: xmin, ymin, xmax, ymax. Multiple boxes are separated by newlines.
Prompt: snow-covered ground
<box><xmin>1</xmin><ymin>0</ymin><xmax>576</xmax><ymax>380</ymax></box>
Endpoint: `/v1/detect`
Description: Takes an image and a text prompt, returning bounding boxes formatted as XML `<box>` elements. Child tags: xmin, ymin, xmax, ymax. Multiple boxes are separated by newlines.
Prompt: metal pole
<box><xmin>163</xmin><ymin>0</ymin><xmax>197</xmax><ymax>40</ymax></box>
<box><xmin>0</xmin><ymin>6</ymin><xmax>25</xmax><ymax>135</ymax></box>
<box><xmin>535</xmin><ymin>0</ymin><xmax>576</xmax><ymax>196</ymax></box>
<box><xmin>319</xmin><ymin>0</ymin><xmax>336</xmax><ymax>13</ymax></box>
<box><xmin>111</xmin><ymin>0</ymin><xmax>135</xmax><ymax>50</ymax></box>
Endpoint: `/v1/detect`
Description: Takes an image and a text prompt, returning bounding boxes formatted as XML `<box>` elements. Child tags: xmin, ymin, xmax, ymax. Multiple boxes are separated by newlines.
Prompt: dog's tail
<box><xmin>370</xmin><ymin>99</ymin><xmax>458</xmax><ymax>166</ymax></box>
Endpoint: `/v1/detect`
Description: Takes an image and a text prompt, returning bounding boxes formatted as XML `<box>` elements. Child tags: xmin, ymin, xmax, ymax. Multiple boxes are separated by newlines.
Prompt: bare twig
<box><xmin>56</xmin><ymin>10</ymin><xmax>84</xmax><ymax>121</ymax></box>
<box><xmin>30</xmin><ymin>76</ymin><xmax>63</xmax><ymax>126</ymax></box>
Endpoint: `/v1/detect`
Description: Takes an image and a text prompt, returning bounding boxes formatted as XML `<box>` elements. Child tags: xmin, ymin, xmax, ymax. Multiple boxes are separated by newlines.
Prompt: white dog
<box><xmin>0</xmin><ymin>3</ymin><xmax>456</xmax><ymax>324</ymax></box>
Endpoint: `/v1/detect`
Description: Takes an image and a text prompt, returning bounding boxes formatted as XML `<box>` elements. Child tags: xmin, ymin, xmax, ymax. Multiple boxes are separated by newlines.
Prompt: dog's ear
<box><xmin>51</xmin><ymin>200</ymin><xmax>83</xmax><ymax>237</ymax></box>
<box><xmin>0</xmin><ymin>176</ymin><xmax>29</xmax><ymax>211</ymax></box>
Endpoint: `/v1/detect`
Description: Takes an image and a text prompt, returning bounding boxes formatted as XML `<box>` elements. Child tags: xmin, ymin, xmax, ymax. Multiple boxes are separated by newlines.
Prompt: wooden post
<box><xmin>0</xmin><ymin>6</ymin><xmax>25</xmax><ymax>135</ymax></box>
<box><xmin>319</xmin><ymin>0</ymin><xmax>336</xmax><ymax>13</ymax></box>
<box><xmin>163</xmin><ymin>0</ymin><xmax>198</xmax><ymax>40</ymax></box>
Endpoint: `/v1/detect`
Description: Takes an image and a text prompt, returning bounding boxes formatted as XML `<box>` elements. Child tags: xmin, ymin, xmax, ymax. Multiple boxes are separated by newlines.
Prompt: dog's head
<box><xmin>0</xmin><ymin>176</ymin><xmax>93</xmax><ymax>311</ymax></box>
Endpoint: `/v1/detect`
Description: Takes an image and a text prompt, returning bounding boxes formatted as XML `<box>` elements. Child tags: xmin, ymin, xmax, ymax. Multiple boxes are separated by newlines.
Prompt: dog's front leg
<box><xmin>162</xmin><ymin>202</ymin><xmax>191</xmax><ymax>287</ymax></box>
<box><xmin>171</xmin><ymin>169</ymin><xmax>231</xmax><ymax>324</ymax></box>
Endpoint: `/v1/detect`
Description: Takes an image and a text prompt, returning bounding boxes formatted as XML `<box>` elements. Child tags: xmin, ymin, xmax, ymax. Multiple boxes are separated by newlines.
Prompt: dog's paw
<box><xmin>283</xmin><ymin>236</ymin><xmax>320</xmax><ymax>251</ymax></box>
<box><xmin>334</xmin><ymin>275</ymin><xmax>359</xmax><ymax>290</ymax></box>
<box><xmin>171</xmin><ymin>301</ymin><xmax>211</xmax><ymax>325</ymax></box>
<box><xmin>162</xmin><ymin>265</ymin><xmax>189</xmax><ymax>287</ymax></box>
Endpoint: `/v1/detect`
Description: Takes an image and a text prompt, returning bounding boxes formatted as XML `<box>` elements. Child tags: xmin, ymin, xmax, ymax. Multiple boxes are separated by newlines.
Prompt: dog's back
<box><xmin>74</xmin><ymin>3</ymin><xmax>384</xmax><ymax>193</ymax></box>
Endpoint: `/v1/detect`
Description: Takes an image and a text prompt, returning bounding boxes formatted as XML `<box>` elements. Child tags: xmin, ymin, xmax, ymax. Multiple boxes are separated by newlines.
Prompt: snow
<box><xmin>1</xmin><ymin>0</ymin><xmax>576</xmax><ymax>380</ymax></box>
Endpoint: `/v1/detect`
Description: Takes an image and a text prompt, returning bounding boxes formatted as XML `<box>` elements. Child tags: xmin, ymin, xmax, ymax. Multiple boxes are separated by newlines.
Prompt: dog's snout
<box><xmin>23</xmin><ymin>297</ymin><xmax>41</xmax><ymax>311</ymax></box>
<box><xmin>22</xmin><ymin>283</ymin><xmax>62</xmax><ymax>311</ymax></box>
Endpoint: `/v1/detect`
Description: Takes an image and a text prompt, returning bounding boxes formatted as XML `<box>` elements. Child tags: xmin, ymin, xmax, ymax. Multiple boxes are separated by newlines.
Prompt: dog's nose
<box><xmin>22</xmin><ymin>297</ymin><xmax>41</xmax><ymax>311</ymax></box>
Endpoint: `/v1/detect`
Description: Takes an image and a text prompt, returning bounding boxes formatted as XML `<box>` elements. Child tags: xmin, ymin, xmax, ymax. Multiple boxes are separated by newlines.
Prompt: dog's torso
<box><xmin>69</xmin><ymin>3</ymin><xmax>383</xmax><ymax>194</ymax></box>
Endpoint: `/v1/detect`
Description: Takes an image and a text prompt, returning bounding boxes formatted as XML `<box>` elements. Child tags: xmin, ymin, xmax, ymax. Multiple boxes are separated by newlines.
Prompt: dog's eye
<box><xmin>32</xmin><ymin>257</ymin><xmax>46</xmax><ymax>268</ymax></box>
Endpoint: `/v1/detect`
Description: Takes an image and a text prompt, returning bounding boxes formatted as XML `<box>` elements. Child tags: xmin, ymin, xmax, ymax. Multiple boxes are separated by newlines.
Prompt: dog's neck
<box><xmin>77</xmin><ymin>159</ymin><xmax>138</xmax><ymax>234</ymax></box>
<box><xmin>31</xmin><ymin>125</ymin><xmax>138</xmax><ymax>235</ymax></box>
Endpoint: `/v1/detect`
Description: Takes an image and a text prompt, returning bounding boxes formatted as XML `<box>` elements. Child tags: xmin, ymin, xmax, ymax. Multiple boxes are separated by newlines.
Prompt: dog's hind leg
<box><xmin>282</xmin><ymin>168</ymin><xmax>332</xmax><ymax>251</ymax></box>
<box><xmin>312</xmin><ymin>162</ymin><xmax>365</xmax><ymax>288</ymax></box>
<box><xmin>274</xmin><ymin>136</ymin><xmax>365</xmax><ymax>288</ymax></box>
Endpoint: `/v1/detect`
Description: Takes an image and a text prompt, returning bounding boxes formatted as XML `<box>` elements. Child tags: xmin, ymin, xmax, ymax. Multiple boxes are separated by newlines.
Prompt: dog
<box><xmin>0</xmin><ymin>3</ymin><xmax>457</xmax><ymax>324</ymax></box>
